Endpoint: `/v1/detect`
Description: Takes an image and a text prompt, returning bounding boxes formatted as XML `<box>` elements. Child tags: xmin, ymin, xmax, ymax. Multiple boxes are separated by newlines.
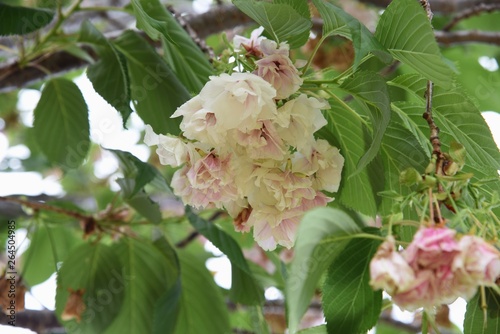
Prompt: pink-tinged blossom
<box><xmin>255</xmin><ymin>54</ymin><xmax>303</xmax><ymax>99</ymax></box>
<box><xmin>170</xmin><ymin>96</ymin><xmax>224</xmax><ymax>146</ymax></box>
<box><xmin>143</xmin><ymin>125</ymin><xmax>188</xmax><ymax>167</ymax></box>
<box><xmin>369</xmin><ymin>236</ymin><xmax>415</xmax><ymax>295</ymax></box>
<box><xmin>276</xmin><ymin>95</ymin><xmax>328</xmax><ymax>151</ymax></box>
<box><xmin>249</xmin><ymin>192</ymin><xmax>330</xmax><ymax>251</ymax></box>
<box><xmin>260</xmin><ymin>38</ymin><xmax>289</xmax><ymax>57</ymax></box>
<box><xmin>172</xmin><ymin>73</ymin><xmax>277</xmax><ymax>140</ymax></box>
<box><xmin>252</xmin><ymin>214</ymin><xmax>299</xmax><ymax>250</ymax></box>
<box><xmin>244</xmin><ymin>168</ymin><xmax>330</xmax><ymax>250</ymax></box>
<box><xmin>199</xmin><ymin>73</ymin><xmax>277</xmax><ymax>133</ymax></box>
<box><xmin>171</xmin><ymin>151</ymin><xmax>239</xmax><ymax>209</ymax></box>
<box><xmin>233</xmin><ymin>27</ymin><xmax>265</xmax><ymax>57</ymax></box>
<box><xmin>292</xmin><ymin>139</ymin><xmax>344</xmax><ymax>193</ymax></box>
<box><xmin>454</xmin><ymin>235</ymin><xmax>500</xmax><ymax>287</ymax></box>
<box><xmin>234</xmin><ymin>120</ymin><xmax>287</xmax><ymax>161</ymax></box>
<box><xmin>247</xmin><ymin>167</ymin><xmax>316</xmax><ymax>215</ymax></box>
<box><xmin>404</xmin><ymin>227</ymin><xmax>460</xmax><ymax>270</ymax></box>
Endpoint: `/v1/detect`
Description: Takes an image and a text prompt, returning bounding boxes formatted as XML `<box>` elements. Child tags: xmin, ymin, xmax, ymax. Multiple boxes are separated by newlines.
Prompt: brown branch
<box><xmin>420</xmin><ymin>1</ymin><xmax>446</xmax><ymax>224</ymax></box>
<box><xmin>443</xmin><ymin>3</ymin><xmax>500</xmax><ymax>31</ymax></box>
<box><xmin>2</xmin><ymin>4</ymin><xmax>500</xmax><ymax>93</ymax></box>
<box><xmin>0</xmin><ymin>196</ymin><xmax>91</xmax><ymax>221</ymax></box>
<box><xmin>358</xmin><ymin>0</ymin><xmax>500</xmax><ymax>13</ymax></box>
<box><xmin>435</xmin><ymin>29</ymin><xmax>500</xmax><ymax>45</ymax></box>
<box><xmin>0</xmin><ymin>302</ymin><xmax>423</xmax><ymax>334</ymax></box>
<box><xmin>0</xmin><ymin>310</ymin><xmax>62</xmax><ymax>333</ymax></box>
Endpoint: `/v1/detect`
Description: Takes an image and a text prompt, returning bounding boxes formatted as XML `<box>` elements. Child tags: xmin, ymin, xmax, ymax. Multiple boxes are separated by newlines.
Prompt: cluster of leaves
<box><xmin>1</xmin><ymin>0</ymin><xmax>500</xmax><ymax>333</ymax></box>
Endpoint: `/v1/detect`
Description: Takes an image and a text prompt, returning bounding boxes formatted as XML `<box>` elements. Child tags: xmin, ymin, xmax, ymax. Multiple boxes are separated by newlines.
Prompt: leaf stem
<box><xmin>77</xmin><ymin>6</ymin><xmax>131</xmax><ymax>13</ymax></box>
<box><xmin>320</xmin><ymin>233</ymin><xmax>386</xmax><ymax>245</ymax></box>
<box><xmin>22</xmin><ymin>0</ymin><xmax>84</xmax><ymax>64</ymax></box>
<box><xmin>302</xmin><ymin>35</ymin><xmax>327</xmax><ymax>75</ymax></box>
<box><xmin>326</xmin><ymin>91</ymin><xmax>370</xmax><ymax>127</ymax></box>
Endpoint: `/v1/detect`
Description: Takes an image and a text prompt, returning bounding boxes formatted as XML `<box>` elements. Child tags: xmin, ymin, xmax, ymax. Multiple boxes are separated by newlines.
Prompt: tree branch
<box><xmin>442</xmin><ymin>3</ymin><xmax>500</xmax><ymax>31</ymax></box>
<box><xmin>358</xmin><ymin>0</ymin><xmax>500</xmax><ymax>13</ymax></box>
<box><xmin>0</xmin><ymin>302</ymin><xmax>423</xmax><ymax>334</ymax></box>
<box><xmin>434</xmin><ymin>29</ymin><xmax>500</xmax><ymax>45</ymax></box>
<box><xmin>2</xmin><ymin>4</ymin><xmax>500</xmax><ymax>93</ymax></box>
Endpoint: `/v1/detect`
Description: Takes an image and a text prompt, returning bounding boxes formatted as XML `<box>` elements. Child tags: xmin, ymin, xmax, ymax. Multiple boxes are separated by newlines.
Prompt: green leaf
<box><xmin>33</xmin><ymin>78</ymin><xmax>90</xmax><ymax>168</ymax></box>
<box><xmin>387</xmin><ymin>75</ymin><xmax>500</xmax><ymax>205</ymax></box>
<box><xmin>79</xmin><ymin>21</ymin><xmax>133</xmax><ymax>126</ymax></box>
<box><xmin>22</xmin><ymin>224</ymin><xmax>80</xmax><ymax>286</ymax></box>
<box><xmin>116</xmin><ymin>178</ymin><xmax>162</xmax><ymax>223</ymax></box>
<box><xmin>275</xmin><ymin>0</ymin><xmax>310</xmax><ymax>19</ymax></box>
<box><xmin>233</xmin><ymin>0</ymin><xmax>312</xmax><ymax>49</ymax></box>
<box><xmin>318</xmin><ymin>98</ymin><xmax>377</xmax><ymax>216</ymax></box>
<box><xmin>186</xmin><ymin>208</ymin><xmax>264</xmax><ymax>305</ymax></box>
<box><xmin>322</xmin><ymin>228</ymin><xmax>382</xmax><ymax>334</ymax></box>
<box><xmin>340</xmin><ymin>71</ymin><xmax>391</xmax><ymax>173</ymax></box>
<box><xmin>131</xmin><ymin>0</ymin><xmax>213</xmax><ymax>93</ymax></box>
<box><xmin>378</xmin><ymin>113</ymin><xmax>429</xmax><ymax>216</ymax></box>
<box><xmin>103</xmin><ymin>238</ymin><xmax>178</xmax><ymax>334</ymax></box>
<box><xmin>311</xmin><ymin>0</ymin><xmax>391</xmax><ymax>69</ymax></box>
<box><xmin>173</xmin><ymin>250</ymin><xmax>232</xmax><ymax>334</ymax></box>
<box><xmin>464</xmin><ymin>288</ymin><xmax>500</xmax><ymax>334</ymax></box>
<box><xmin>389</xmin><ymin>77</ymin><xmax>500</xmax><ymax>175</ymax></box>
<box><xmin>113</xmin><ymin>30</ymin><xmax>191</xmax><ymax>135</ymax></box>
<box><xmin>375</xmin><ymin>0</ymin><xmax>454</xmax><ymax>89</ymax></box>
<box><xmin>55</xmin><ymin>242</ymin><xmax>125</xmax><ymax>333</ymax></box>
<box><xmin>0</xmin><ymin>4</ymin><xmax>54</xmax><ymax>35</ymax></box>
<box><xmin>111</xmin><ymin>149</ymin><xmax>158</xmax><ymax>197</ymax></box>
<box><xmin>111</xmin><ymin>149</ymin><xmax>170</xmax><ymax>223</ymax></box>
<box><xmin>286</xmin><ymin>207</ymin><xmax>362</xmax><ymax>333</ymax></box>
<box><xmin>151</xmin><ymin>237</ymin><xmax>181</xmax><ymax>334</ymax></box>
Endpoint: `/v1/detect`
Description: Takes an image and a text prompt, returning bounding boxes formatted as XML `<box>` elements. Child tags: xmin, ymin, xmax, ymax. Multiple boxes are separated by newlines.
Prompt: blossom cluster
<box><xmin>144</xmin><ymin>28</ymin><xmax>344</xmax><ymax>250</ymax></box>
<box><xmin>369</xmin><ymin>226</ymin><xmax>500</xmax><ymax>311</ymax></box>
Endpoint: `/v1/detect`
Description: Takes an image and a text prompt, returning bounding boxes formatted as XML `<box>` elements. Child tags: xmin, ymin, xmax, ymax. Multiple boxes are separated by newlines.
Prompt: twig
<box><xmin>175</xmin><ymin>231</ymin><xmax>200</xmax><ymax>248</ymax></box>
<box><xmin>0</xmin><ymin>196</ymin><xmax>91</xmax><ymax>221</ymax></box>
<box><xmin>443</xmin><ymin>4</ymin><xmax>500</xmax><ymax>31</ymax></box>
<box><xmin>435</xmin><ymin>30</ymin><xmax>500</xmax><ymax>45</ymax></box>
<box><xmin>167</xmin><ymin>5</ymin><xmax>215</xmax><ymax>59</ymax></box>
<box><xmin>420</xmin><ymin>1</ymin><xmax>445</xmax><ymax>224</ymax></box>
<box><xmin>420</xmin><ymin>0</ymin><xmax>434</xmax><ymax>21</ymax></box>
<box><xmin>358</xmin><ymin>0</ymin><xmax>500</xmax><ymax>14</ymax></box>
<box><xmin>175</xmin><ymin>210</ymin><xmax>226</xmax><ymax>248</ymax></box>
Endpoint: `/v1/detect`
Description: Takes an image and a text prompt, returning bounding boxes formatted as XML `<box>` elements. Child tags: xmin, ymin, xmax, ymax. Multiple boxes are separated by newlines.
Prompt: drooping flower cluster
<box><xmin>145</xmin><ymin>28</ymin><xmax>344</xmax><ymax>250</ymax></box>
<box><xmin>369</xmin><ymin>226</ymin><xmax>500</xmax><ymax>311</ymax></box>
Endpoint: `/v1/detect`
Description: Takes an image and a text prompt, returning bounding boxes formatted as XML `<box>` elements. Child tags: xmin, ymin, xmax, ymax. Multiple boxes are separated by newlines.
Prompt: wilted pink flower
<box><xmin>255</xmin><ymin>54</ymin><xmax>302</xmax><ymax>99</ymax></box>
<box><xmin>391</xmin><ymin>270</ymin><xmax>437</xmax><ymax>311</ymax></box>
<box><xmin>454</xmin><ymin>235</ymin><xmax>500</xmax><ymax>287</ymax></box>
<box><xmin>171</xmin><ymin>151</ymin><xmax>239</xmax><ymax>209</ymax></box>
<box><xmin>369</xmin><ymin>236</ymin><xmax>415</xmax><ymax>295</ymax></box>
<box><xmin>370</xmin><ymin>226</ymin><xmax>500</xmax><ymax>311</ymax></box>
<box><xmin>404</xmin><ymin>227</ymin><xmax>460</xmax><ymax>270</ymax></box>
